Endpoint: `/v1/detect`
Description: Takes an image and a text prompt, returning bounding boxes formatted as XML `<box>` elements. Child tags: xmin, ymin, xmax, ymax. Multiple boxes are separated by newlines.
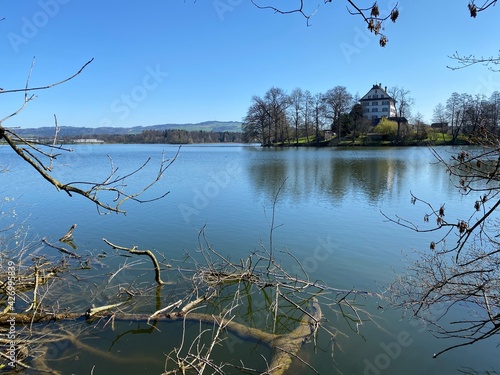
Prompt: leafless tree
<box><xmin>446</xmin><ymin>92</ymin><xmax>465</xmax><ymax>144</ymax></box>
<box><xmin>411</xmin><ymin>111</ymin><xmax>427</xmax><ymax>142</ymax></box>
<box><xmin>385</xmin><ymin>140</ymin><xmax>500</xmax><ymax>358</ymax></box>
<box><xmin>288</xmin><ymin>87</ymin><xmax>305</xmax><ymax>146</ymax></box>
<box><xmin>432</xmin><ymin>103</ymin><xmax>448</xmax><ymax>142</ymax></box>
<box><xmin>311</xmin><ymin>92</ymin><xmax>326</xmax><ymax>142</ymax></box>
<box><xmin>442</xmin><ymin>92</ymin><xmax>500</xmax><ymax>143</ymax></box>
<box><xmin>488</xmin><ymin>91</ymin><xmax>500</xmax><ymax>131</ymax></box>
<box><xmin>243</xmin><ymin>95</ymin><xmax>272</xmax><ymax>145</ymax></box>
<box><xmin>265</xmin><ymin>87</ymin><xmax>290</xmax><ymax>145</ymax></box>
<box><xmin>322</xmin><ymin>86</ymin><xmax>353</xmax><ymax>144</ymax></box>
<box><xmin>389</xmin><ymin>86</ymin><xmax>414</xmax><ymax>143</ymax></box>
<box><xmin>302</xmin><ymin>90</ymin><xmax>314</xmax><ymax>143</ymax></box>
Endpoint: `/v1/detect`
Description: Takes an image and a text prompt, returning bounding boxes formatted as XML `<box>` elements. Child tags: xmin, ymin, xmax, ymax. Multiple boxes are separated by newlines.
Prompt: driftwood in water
<box><xmin>42</xmin><ymin>238</ymin><xmax>80</xmax><ymax>258</ymax></box>
<box><xmin>58</xmin><ymin>224</ymin><xmax>76</xmax><ymax>242</ymax></box>
<box><xmin>103</xmin><ymin>238</ymin><xmax>170</xmax><ymax>286</ymax></box>
<box><xmin>0</xmin><ymin>221</ymin><xmax>376</xmax><ymax>374</ymax></box>
<box><xmin>0</xmin><ymin>297</ymin><xmax>321</xmax><ymax>375</ymax></box>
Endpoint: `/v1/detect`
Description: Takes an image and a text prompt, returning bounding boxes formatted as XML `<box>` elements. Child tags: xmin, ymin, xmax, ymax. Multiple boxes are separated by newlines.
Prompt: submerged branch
<box><xmin>103</xmin><ymin>238</ymin><xmax>170</xmax><ymax>285</ymax></box>
<box><xmin>42</xmin><ymin>238</ymin><xmax>80</xmax><ymax>259</ymax></box>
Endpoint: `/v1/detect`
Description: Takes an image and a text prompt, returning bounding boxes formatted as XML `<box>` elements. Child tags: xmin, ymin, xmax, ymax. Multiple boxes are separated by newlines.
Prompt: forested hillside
<box><xmin>12</xmin><ymin>121</ymin><xmax>242</xmax><ymax>138</ymax></box>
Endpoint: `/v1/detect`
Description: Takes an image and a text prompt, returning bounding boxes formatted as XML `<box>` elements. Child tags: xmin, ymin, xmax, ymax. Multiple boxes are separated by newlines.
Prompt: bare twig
<box><xmin>148</xmin><ymin>299</ymin><xmax>183</xmax><ymax>321</ymax></box>
<box><xmin>59</xmin><ymin>224</ymin><xmax>77</xmax><ymax>242</ymax></box>
<box><xmin>448</xmin><ymin>50</ymin><xmax>500</xmax><ymax>71</ymax></box>
<box><xmin>103</xmin><ymin>238</ymin><xmax>170</xmax><ymax>285</ymax></box>
<box><xmin>0</xmin><ymin>58</ymin><xmax>94</xmax><ymax>96</ymax></box>
<box><xmin>389</xmin><ymin>146</ymin><xmax>500</xmax><ymax>357</ymax></box>
<box><xmin>42</xmin><ymin>238</ymin><xmax>80</xmax><ymax>259</ymax></box>
<box><xmin>1</xmin><ymin>58</ymin><xmax>177</xmax><ymax>214</ymax></box>
<box><xmin>251</xmin><ymin>0</ymin><xmax>398</xmax><ymax>46</ymax></box>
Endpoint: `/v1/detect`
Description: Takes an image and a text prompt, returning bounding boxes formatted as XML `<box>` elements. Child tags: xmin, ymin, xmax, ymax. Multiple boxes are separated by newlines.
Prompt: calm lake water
<box><xmin>1</xmin><ymin>144</ymin><xmax>498</xmax><ymax>374</ymax></box>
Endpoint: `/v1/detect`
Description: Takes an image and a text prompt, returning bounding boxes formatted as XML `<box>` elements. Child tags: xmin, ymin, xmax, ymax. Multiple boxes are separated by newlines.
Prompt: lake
<box><xmin>1</xmin><ymin>144</ymin><xmax>498</xmax><ymax>374</ymax></box>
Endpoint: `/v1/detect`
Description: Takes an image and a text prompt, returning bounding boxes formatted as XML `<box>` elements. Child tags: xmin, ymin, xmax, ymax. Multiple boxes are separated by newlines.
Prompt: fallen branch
<box><xmin>85</xmin><ymin>302</ymin><xmax>126</xmax><ymax>319</ymax></box>
<box><xmin>42</xmin><ymin>238</ymin><xmax>81</xmax><ymax>259</ymax></box>
<box><xmin>180</xmin><ymin>290</ymin><xmax>217</xmax><ymax>314</ymax></box>
<box><xmin>1</xmin><ymin>294</ymin><xmax>321</xmax><ymax>375</ymax></box>
<box><xmin>103</xmin><ymin>238</ymin><xmax>169</xmax><ymax>285</ymax></box>
<box><xmin>148</xmin><ymin>299</ymin><xmax>183</xmax><ymax>322</ymax></box>
<box><xmin>59</xmin><ymin>224</ymin><xmax>76</xmax><ymax>242</ymax></box>
<box><xmin>25</xmin><ymin>265</ymin><xmax>40</xmax><ymax>313</ymax></box>
<box><xmin>267</xmin><ymin>297</ymin><xmax>321</xmax><ymax>375</ymax></box>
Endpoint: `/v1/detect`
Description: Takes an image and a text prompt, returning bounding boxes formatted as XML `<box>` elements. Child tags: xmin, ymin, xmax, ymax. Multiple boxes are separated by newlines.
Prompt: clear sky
<box><xmin>1</xmin><ymin>1</ymin><xmax>498</xmax><ymax>128</ymax></box>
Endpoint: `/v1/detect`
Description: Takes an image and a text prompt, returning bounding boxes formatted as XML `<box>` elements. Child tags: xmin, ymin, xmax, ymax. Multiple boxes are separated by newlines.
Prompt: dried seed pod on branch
<box><xmin>384</xmin><ymin>144</ymin><xmax>500</xmax><ymax>358</ymax></box>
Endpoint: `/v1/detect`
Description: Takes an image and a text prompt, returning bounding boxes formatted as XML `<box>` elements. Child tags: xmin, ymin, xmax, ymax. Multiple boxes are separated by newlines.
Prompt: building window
<box><xmin>372</xmin><ymin>108</ymin><xmax>378</xmax><ymax>112</ymax></box>
<box><xmin>372</xmin><ymin>101</ymin><xmax>378</xmax><ymax>106</ymax></box>
<box><xmin>382</xmin><ymin>107</ymin><xmax>388</xmax><ymax>112</ymax></box>
<box><xmin>368</xmin><ymin>95</ymin><xmax>371</xmax><ymax>99</ymax></box>
<box><xmin>373</xmin><ymin>94</ymin><xmax>378</xmax><ymax>98</ymax></box>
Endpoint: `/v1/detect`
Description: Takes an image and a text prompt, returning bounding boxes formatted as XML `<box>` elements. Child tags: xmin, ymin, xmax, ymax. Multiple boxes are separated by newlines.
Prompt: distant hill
<box><xmin>14</xmin><ymin>121</ymin><xmax>242</xmax><ymax>138</ymax></box>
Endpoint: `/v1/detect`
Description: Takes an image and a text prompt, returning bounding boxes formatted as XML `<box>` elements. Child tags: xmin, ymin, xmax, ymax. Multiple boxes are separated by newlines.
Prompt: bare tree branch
<box><xmin>250</xmin><ymin>0</ymin><xmax>318</xmax><ymax>26</ymax></box>
<box><xmin>389</xmin><ymin>143</ymin><xmax>500</xmax><ymax>358</ymax></box>
<box><xmin>251</xmin><ymin>1</ymin><xmax>398</xmax><ymax>46</ymax></box>
<box><xmin>468</xmin><ymin>0</ymin><xmax>497</xmax><ymax>17</ymax></box>
<box><xmin>1</xmin><ymin>58</ymin><xmax>178</xmax><ymax>214</ymax></box>
<box><xmin>448</xmin><ymin>50</ymin><xmax>500</xmax><ymax>71</ymax></box>
<box><xmin>0</xmin><ymin>57</ymin><xmax>94</xmax><ymax>97</ymax></box>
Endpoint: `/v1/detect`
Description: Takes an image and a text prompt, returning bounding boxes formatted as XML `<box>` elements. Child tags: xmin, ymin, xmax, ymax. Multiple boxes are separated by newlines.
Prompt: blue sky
<box><xmin>1</xmin><ymin>1</ymin><xmax>498</xmax><ymax>128</ymax></box>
